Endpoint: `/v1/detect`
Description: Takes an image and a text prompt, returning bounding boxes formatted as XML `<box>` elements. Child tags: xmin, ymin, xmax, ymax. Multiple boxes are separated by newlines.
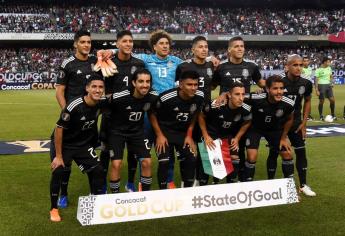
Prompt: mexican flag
<box><xmin>198</xmin><ymin>138</ymin><xmax>234</xmax><ymax>179</ymax></box>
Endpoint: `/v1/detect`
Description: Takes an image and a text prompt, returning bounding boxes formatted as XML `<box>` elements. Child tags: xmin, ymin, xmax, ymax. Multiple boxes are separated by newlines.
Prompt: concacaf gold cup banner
<box><xmin>77</xmin><ymin>178</ymin><xmax>299</xmax><ymax>226</ymax></box>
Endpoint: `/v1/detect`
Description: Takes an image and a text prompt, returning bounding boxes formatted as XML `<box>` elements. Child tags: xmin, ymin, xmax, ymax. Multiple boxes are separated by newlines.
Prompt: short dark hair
<box><xmin>228</xmin><ymin>36</ymin><xmax>244</xmax><ymax>47</ymax></box>
<box><xmin>149</xmin><ymin>30</ymin><xmax>172</xmax><ymax>50</ymax></box>
<box><xmin>229</xmin><ymin>82</ymin><xmax>244</xmax><ymax>92</ymax></box>
<box><xmin>265</xmin><ymin>75</ymin><xmax>284</xmax><ymax>88</ymax></box>
<box><xmin>132</xmin><ymin>68</ymin><xmax>152</xmax><ymax>82</ymax></box>
<box><xmin>117</xmin><ymin>30</ymin><xmax>133</xmax><ymax>41</ymax></box>
<box><xmin>86</xmin><ymin>73</ymin><xmax>104</xmax><ymax>85</ymax></box>
<box><xmin>74</xmin><ymin>30</ymin><xmax>91</xmax><ymax>42</ymax></box>
<box><xmin>321</xmin><ymin>56</ymin><xmax>331</xmax><ymax>64</ymax></box>
<box><xmin>192</xmin><ymin>36</ymin><xmax>207</xmax><ymax>47</ymax></box>
<box><xmin>179</xmin><ymin>70</ymin><xmax>199</xmax><ymax>81</ymax></box>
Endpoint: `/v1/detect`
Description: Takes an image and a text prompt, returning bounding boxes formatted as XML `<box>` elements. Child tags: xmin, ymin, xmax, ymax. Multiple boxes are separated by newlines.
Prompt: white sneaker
<box><xmin>299</xmin><ymin>185</ymin><xmax>316</xmax><ymax>197</ymax></box>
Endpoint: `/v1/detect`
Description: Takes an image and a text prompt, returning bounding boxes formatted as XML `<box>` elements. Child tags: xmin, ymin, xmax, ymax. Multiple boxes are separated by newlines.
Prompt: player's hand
<box><xmin>155</xmin><ymin>135</ymin><xmax>168</xmax><ymax>154</ymax></box>
<box><xmin>230</xmin><ymin>137</ymin><xmax>239</xmax><ymax>151</ymax></box>
<box><xmin>184</xmin><ymin>136</ymin><xmax>197</xmax><ymax>157</ymax></box>
<box><xmin>214</xmin><ymin>93</ymin><xmax>227</xmax><ymax>106</ymax></box>
<box><xmin>254</xmin><ymin>88</ymin><xmax>265</xmax><ymax>94</ymax></box>
<box><xmin>97</xmin><ymin>49</ymin><xmax>113</xmax><ymax>61</ymax></box>
<box><xmin>51</xmin><ymin>157</ymin><xmax>65</xmax><ymax>171</ymax></box>
<box><xmin>295</xmin><ymin>123</ymin><xmax>307</xmax><ymax>139</ymax></box>
<box><xmin>210</xmin><ymin>56</ymin><xmax>220</xmax><ymax>68</ymax></box>
<box><xmin>204</xmin><ymin>135</ymin><xmax>216</xmax><ymax>150</ymax></box>
<box><xmin>279</xmin><ymin>138</ymin><xmax>292</xmax><ymax>154</ymax></box>
<box><xmin>315</xmin><ymin>90</ymin><xmax>320</xmax><ymax>96</ymax></box>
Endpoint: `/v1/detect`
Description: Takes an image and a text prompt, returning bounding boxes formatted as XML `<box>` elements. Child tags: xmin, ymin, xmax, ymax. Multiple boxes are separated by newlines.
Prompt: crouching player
<box><xmin>198</xmin><ymin>82</ymin><xmax>252</xmax><ymax>184</ymax></box>
<box><xmin>106</xmin><ymin>69</ymin><xmax>158</xmax><ymax>193</ymax></box>
<box><xmin>49</xmin><ymin>75</ymin><xmax>105</xmax><ymax>222</ymax></box>
<box><xmin>150</xmin><ymin>70</ymin><xmax>204</xmax><ymax>189</ymax></box>
<box><xmin>244</xmin><ymin>75</ymin><xmax>295</xmax><ymax>181</ymax></box>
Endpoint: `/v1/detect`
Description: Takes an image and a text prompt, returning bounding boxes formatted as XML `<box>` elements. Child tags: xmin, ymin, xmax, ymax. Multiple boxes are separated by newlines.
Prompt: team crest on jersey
<box><xmin>234</xmin><ymin>114</ymin><xmax>241</xmax><ymax>122</ymax></box>
<box><xmin>131</xmin><ymin>66</ymin><xmax>137</xmax><ymax>74</ymax></box>
<box><xmin>143</xmin><ymin>103</ymin><xmax>151</xmax><ymax>112</ymax></box>
<box><xmin>59</xmin><ymin>70</ymin><xmax>65</xmax><ymax>79</ymax></box>
<box><xmin>276</xmin><ymin>109</ymin><xmax>284</xmax><ymax>117</ymax></box>
<box><xmin>61</xmin><ymin>112</ymin><xmax>70</xmax><ymax>121</ymax></box>
<box><xmin>190</xmin><ymin>104</ymin><xmax>197</xmax><ymax>113</ymax></box>
<box><xmin>242</xmin><ymin>69</ymin><xmax>249</xmax><ymax>77</ymax></box>
<box><xmin>167</xmin><ymin>61</ymin><xmax>173</xmax><ymax>68</ymax></box>
<box><xmin>298</xmin><ymin>86</ymin><xmax>305</xmax><ymax>95</ymax></box>
<box><xmin>207</xmin><ymin>68</ymin><xmax>213</xmax><ymax>77</ymax></box>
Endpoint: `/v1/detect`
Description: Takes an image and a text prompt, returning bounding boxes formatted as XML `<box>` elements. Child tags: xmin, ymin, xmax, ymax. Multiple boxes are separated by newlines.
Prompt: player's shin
<box><xmin>50</xmin><ymin>167</ymin><xmax>64</xmax><ymax>209</ymax></box>
<box><xmin>267</xmin><ymin>148</ymin><xmax>279</xmax><ymax>179</ymax></box>
<box><xmin>140</xmin><ymin>158</ymin><xmax>152</xmax><ymax>191</ymax></box>
<box><xmin>295</xmin><ymin>147</ymin><xmax>307</xmax><ymax>186</ymax></box>
<box><xmin>226</xmin><ymin>158</ymin><xmax>240</xmax><ymax>183</ymax></box>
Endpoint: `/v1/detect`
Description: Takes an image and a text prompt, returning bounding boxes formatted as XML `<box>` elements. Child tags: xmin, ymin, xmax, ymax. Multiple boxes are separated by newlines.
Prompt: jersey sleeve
<box><xmin>175</xmin><ymin>64</ymin><xmax>182</xmax><ymax>82</ymax></box>
<box><xmin>252</xmin><ymin>65</ymin><xmax>262</xmax><ymax>84</ymax></box>
<box><xmin>212</xmin><ymin>68</ymin><xmax>221</xmax><ymax>88</ymax></box>
<box><xmin>304</xmin><ymin>80</ymin><xmax>313</xmax><ymax>98</ymax></box>
<box><xmin>56</xmin><ymin>108</ymin><xmax>73</xmax><ymax>129</ymax></box>
<box><xmin>132</xmin><ymin>53</ymin><xmax>148</xmax><ymax>62</ymax></box>
<box><xmin>56</xmin><ymin>64</ymin><xmax>69</xmax><ymax>85</ymax></box>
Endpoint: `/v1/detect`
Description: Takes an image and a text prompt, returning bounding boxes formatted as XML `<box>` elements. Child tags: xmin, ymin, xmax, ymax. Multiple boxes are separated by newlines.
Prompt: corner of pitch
<box><xmin>100</xmin><ymin>196</ymin><xmax>184</xmax><ymax>219</ymax></box>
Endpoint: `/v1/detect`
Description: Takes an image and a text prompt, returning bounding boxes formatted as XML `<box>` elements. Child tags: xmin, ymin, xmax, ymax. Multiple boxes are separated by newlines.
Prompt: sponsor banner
<box><xmin>77</xmin><ymin>178</ymin><xmax>299</xmax><ymax>226</ymax></box>
<box><xmin>328</xmin><ymin>31</ymin><xmax>345</xmax><ymax>43</ymax></box>
<box><xmin>306</xmin><ymin>124</ymin><xmax>345</xmax><ymax>137</ymax></box>
<box><xmin>0</xmin><ymin>83</ymin><xmax>31</xmax><ymax>90</ymax></box>
<box><xmin>0</xmin><ymin>140</ymin><xmax>50</xmax><ymax>155</ymax></box>
<box><xmin>0</xmin><ymin>72</ymin><xmax>59</xmax><ymax>83</ymax></box>
<box><xmin>31</xmin><ymin>82</ymin><xmax>56</xmax><ymax>90</ymax></box>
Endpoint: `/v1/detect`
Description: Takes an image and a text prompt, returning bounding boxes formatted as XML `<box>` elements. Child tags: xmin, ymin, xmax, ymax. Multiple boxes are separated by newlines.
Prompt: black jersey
<box><xmin>53</xmin><ymin>96</ymin><xmax>102</xmax><ymax>148</ymax></box>
<box><xmin>107</xmin><ymin>90</ymin><xmax>158</xmax><ymax>134</ymax></box>
<box><xmin>155</xmin><ymin>88</ymin><xmax>204</xmax><ymax>137</ymax></box>
<box><xmin>57</xmin><ymin>55</ymin><xmax>97</xmax><ymax>102</ymax></box>
<box><xmin>282</xmin><ymin>76</ymin><xmax>313</xmax><ymax>123</ymax></box>
<box><xmin>248</xmin><ymin>93</ymin><xmax>294</xmax><ymax>131</ymax></box>
<box><xmin>175</xmin><ymin>61</ymin><xmax>214</xmax><ymax>102</ymax></box>
<box><xmin>105</xmin><ymin>53</ymin><xmax>145</xmax><ymax>94</ymax></box>
<box><xmin>213</xmin><ymin>60</ymin><xmax>261</xmax><ymax>94</ymax></box>
<box><xmin>203</xmin><ymin>100</ymin><xmax>252</xmax><ymax>139</ymax></box>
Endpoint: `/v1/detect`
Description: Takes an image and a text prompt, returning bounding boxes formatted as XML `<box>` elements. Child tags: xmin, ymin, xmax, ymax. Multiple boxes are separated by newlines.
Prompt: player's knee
<box><xmin>141</xmin><ymin>158</ymin><xmax>151</xmax><ymax>169</ymax></box>
<box><xmin>111</xmin><ymin>160</ymin><xmax>122</xmax><ymax>171</ymax></box>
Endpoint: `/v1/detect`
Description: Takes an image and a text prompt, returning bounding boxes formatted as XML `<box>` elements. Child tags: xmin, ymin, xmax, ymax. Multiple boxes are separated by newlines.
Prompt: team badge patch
<box><xmin>207</xmin><ymin>68</ymin><xmax>213</xmax><ymax>77</ymax></box>
<box><xmin>59</xmin><ymin>70</ymin><xmax>65</xmax><ymax>79</ymax></box>
<box><xmin>276</xmin><ymin>109</ymin><xmax>284</xmax><ymax>117</ymax></box>
<box><xmin>131</xmin><ymin>66</ymin><xmax>137</xmax><ymax>74</ymax></box>
<box><xmin>143</xmin><ymin>103</ymin><xmax>151</xmax><ymax>112</ymax></box>
<box><xmin>298</xmin><ymin>86</ymin><xmax>305</xmax><ymax>95</ymax></box>
<box><xmin>234</xmin><ymin>114</ymin><xmax>242</xmax><ymax>122</ymax></box>
<box><xmin>190</xmin><ymin>104</ymin><xmax>197</xmax><ymax>113</ymax></box>
<box><xmin>242</xmin><ymin>69</ymin><xmax>249</xmax><ymax>77</ymax></box>
<box><xmin>61</xmin><ymin>112</ymin><xmax>70</xmax><ymax>121</ymax></box>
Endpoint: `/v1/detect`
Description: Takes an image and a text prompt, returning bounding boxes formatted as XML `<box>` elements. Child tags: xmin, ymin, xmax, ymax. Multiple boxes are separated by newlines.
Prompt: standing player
<box><xmin>55</xmin><ymin>30</ymin><xmax>97</xmax><ymax>208</ymax></box>
<box><xmin>198</xmin><ymin>82</ymin><xmax>252</xmax><ymax>184</ymax></box>
<box><xmin>301</xmin><ymin>55</ymin><xmax>314</xmax><ymax>120</ymax></box>
<box><xmin>212</xmin><ymin>36</ymin><xmax>265</xmax><ymax>182</ymax></box>
<box><xmin>315</xmin><ymin>57</ymin><xmax>336</xmax><ymax>120</ymax></box>
<box><xmin>99</xmin><ymin>30</ymin><xmax>145</xmax><ymax>193</ymax></box>
<box><xmin>49</xmin><ymin>75</ymin><xmax>105</xmax><ymax>222</ymax></box>
<box><xmin>175</xmin><ymin>36</ymin><xmax>215</xmax><ymax>186</ymax></box>
<box><xmin>150</xmin><ymin>70</ymin><xmax>204</xmax><ymax>189</ymax></box>
<box><xmin>106</xmin><ymin>69</ymin><xmax>157</xmax><ymax>193</ymax></box>
<box><xmin>266</xmin><ymin>55</ymin><xmax>316</xmax><ymax>196</ymax></box>
<box><xmin>244</xmin><ymin>75</ymin><xmax>295</xmax><ymax>181</ymax></box>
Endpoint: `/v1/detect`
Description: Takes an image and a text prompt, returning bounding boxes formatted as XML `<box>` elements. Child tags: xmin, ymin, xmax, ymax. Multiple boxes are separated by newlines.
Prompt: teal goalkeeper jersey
<box><xmin>134</xmin><ymin>54</ymin><xmax>183</xmax><ymax>94</ymax></box>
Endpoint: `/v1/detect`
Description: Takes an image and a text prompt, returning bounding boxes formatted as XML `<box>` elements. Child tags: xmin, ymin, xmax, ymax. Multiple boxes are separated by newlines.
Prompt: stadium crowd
<box><xmin>0</xmin><ymin>5</ymin><xmax>344</xmax><ymax>35</ymax></box>
<box><xmin>1</xmin><ymin>47</ymin><xmax>344</xmax><ymax>74</ymax></box>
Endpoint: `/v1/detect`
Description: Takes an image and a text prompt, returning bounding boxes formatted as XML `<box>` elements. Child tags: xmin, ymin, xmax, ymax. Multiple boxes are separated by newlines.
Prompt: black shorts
<box><xmin>318</xmin><ymin>84</ymin><xmax>334</xmax><ymax>99</ymax></box>
<box><xmin>107</xmin><ymin>132</ymin><xmax>151</xmax><ymax>160</ymax></box>
<box><xmin>288</xmin><ymin>124</ymin><xmax>305</xmax><ymax>149</ymax></box>
<box><xmin>158</xmin><ymin>143</ymin><xmax>194</xmax><ymax>162</ymax></box>
<box><xmin>50</xmin><ymin>142</ymin><xmax>100</xmax><ymax>173</ymax></box>
<box><xmin>245</xmin><ymin>128</ymin><xmax>283</xmax><ymax>152</ymax></box>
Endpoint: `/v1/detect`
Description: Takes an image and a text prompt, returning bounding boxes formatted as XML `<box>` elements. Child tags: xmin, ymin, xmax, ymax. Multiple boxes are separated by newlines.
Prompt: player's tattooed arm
<box><xmin>280</xmin><ymin>113</ymin><xmax>294</xmax><ymax>153</ymax></box>
<box><xmin>198</xmin><ymin>112</ymin><xmax>216</xmax><ymax>150</ymax></box>
<box><xmin>232</xmin><ymin>120</ymin><xmax>252</xmax><ymax>151</ymax></box>
<box><xmin>51</xmin><ymin>126</ymin><xmax>65</xmax><ymax>171</ymax></box>
<box><xmin>149</xmin><ymin>113</ymin><xmax>168</xmax><ymax>154</ymax></box>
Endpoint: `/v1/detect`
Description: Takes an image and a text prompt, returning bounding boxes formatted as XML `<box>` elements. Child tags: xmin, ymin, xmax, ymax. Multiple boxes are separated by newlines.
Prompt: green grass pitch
<box><xmin>0</xmin><ymin>87</ymin><xmax>345</xmax><ymax>235</ymax></box>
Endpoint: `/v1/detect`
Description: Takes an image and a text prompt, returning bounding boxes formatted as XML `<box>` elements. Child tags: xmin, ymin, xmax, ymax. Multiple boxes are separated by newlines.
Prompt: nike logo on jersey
<box><xmin>283</xmin><ymin>89</ymin><xmax>288</xmax><ymax>92</ymax></box>
<box><xmin>77</xmin><ymin>70</ymin><xmax>82</xmax><ymax>74</ymax></box>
